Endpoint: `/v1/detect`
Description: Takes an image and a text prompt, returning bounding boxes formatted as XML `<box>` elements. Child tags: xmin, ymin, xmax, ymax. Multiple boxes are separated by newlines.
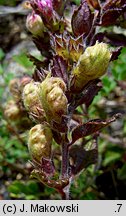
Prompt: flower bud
<box><xmin>26</xmin><ymin>13</ymin><xmax>44</xmax><ymax>36</ymax></box>
<box><xmin>4</xmin><ymin>100</ymin><xmax>22</xmax><ymax>121</ymax></box>
<box><xmin>31</xmin><ymin>0</ymin><xmax>53</xmax><ymax>17</ymax></box>
<box><xmin>20</xmin><ymin>76</ymin><xmax>32</xmax><ymax>91</ymax></box>
<box><xmin>40</xmin><ymin>76</ymin><xmax>68</xmax><ymax>123</ymax></box>
<box><xmin>28</xmin><ymin>124</ymin><xmax>52</xmax><ymax>162</ymax></box>
<box><xmin>4</xmin><ymin>100</ymin><xmax>32</xmax><ymax>131</ymax></box>
<box><xmin>22</xmin><ymin>81</ymin><xmax>45</xmax><ymax>121</ymax></box>
<box><xmin>71</xmin><ymin>41</ymin><xmax>112</xmax><ymax>92</ymax></box>
<box><xmin>9</xmin><ymin>78</ymin><xmax>20</xmax><ymax>102</ymax></box>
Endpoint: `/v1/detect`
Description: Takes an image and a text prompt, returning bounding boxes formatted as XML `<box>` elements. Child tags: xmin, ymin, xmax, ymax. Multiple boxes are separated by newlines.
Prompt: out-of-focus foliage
<box><xmin>0</xmin><ymin>0</ymin><xmax>21</xmax><ymax>6</ymax></box>
<box><xmin>111</xmin><ymin>47</ymin><xmax>126</xmax><ymax>80</ymax></box>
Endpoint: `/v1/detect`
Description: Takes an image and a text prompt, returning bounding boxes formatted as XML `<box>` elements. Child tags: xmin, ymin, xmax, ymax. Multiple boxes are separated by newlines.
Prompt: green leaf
<box><xmin>13</xmin><ymin>53</ymin><xmax>33</xmax><ymax>69</ymax></box>
<box><xmin>118</xmin><ymin>164</ymin><xmax>126</xmax><ymax>180</ymax></box>
<box><xmin>103</xmin><ymin>151</ymin><xmax>121</xmax><ymax>166</ymax></box>
<box><xmin>111</xmin><ymin>47</ymin><xmax>126</xmax><ymax>80</ymax></box>
<box><xmin>4</xmin><ymin>73</ymin><xmax>14</xmax><ymax>84</ymax></box>
<box><xmin>27</xmin><ymin>181</ymin><xmax>39</xmax><ymax>194</ymax></box>
<box><xmin>0</xmin><ymin>64</ymin><xmax>4</xmax><ymax>75</ymax></box>
<box><xmin>102</xmin><ymin>76</ymin><xmax>116</xmax><ymax>94</ymax></box>
<box><xmin>73</xmin><ymin>0</ymin><xmax>81</xmax><ymax>5</ymax></box>
<box><xmin>8</xmin><ymin>181</ymin><xmax>25</xmax><ymax>194</ymax></box>
<box><xmin>0</xmin><ymin>87</ymin><xmax>4</xmax><ymax>98</ymax></box>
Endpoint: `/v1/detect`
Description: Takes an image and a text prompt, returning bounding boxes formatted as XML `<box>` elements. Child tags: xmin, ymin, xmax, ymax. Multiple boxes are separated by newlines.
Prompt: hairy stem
<box><xmin>61</xmin><ymin>134</ymin><xmax>70</xmax><ymax>199</ymax></box>
<box><xmin>61</xmin><ymin>142</ymin><xmax>68</xmax><ymax>178</ymax></box>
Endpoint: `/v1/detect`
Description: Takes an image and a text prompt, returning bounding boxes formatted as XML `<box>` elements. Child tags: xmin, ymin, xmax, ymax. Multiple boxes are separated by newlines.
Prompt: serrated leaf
<box><xmin>101</xmin><ymin>8</ymin><xmax>121</xmax><ymax>26</ymax></box>
<box><xmin>72</xmin><ymin>79</ymin><xmax>102</xmax><ymax>109</ymax></box>
<box><xmin>71</xmin><ymin>114</ymin><xmax>121</xmax><ymax>144</ymax></box>
<box><xmin>104</xmin><ymin>32</ymin><xmax>126</xmax><ymax>47</ymax></box>
<box><xmin>101</xmin><ymin>0</ymin><xmax>126</xmax><ymax>26</ymax></box>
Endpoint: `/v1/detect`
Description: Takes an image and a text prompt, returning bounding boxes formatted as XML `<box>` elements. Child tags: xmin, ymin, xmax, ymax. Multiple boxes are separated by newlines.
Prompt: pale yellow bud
<box><xmin>26</xmin><ymin>13</ymin><xmax>44</xmax><ymax>36</ymax></box>
<box><xmin>4</xmin><ymin>100</ymin><xmax>21</xmax><ymax>121</ymax></box>
<box><xmin>9</xmin><ymin>78</ymin><xmax>20</xmax><ymax>102</ymax></box>
<box><xmin>71</xmin><ymin>41</ymin><xmax>112</xmax><ymax>92</ymax></box>
<box><xmin>40</xmin><ymin>77</ymin><xmax>68</xmax><ymax>123</ymax></box>
<box><xmin>28</xmin><ymin>124</ymin><xmax>52</xmax><ymax>162</ymax></box>
<box><xmin>22</xmin><ymin>81</ymin><xmax>45</xmax><ymax>121</ymax></box>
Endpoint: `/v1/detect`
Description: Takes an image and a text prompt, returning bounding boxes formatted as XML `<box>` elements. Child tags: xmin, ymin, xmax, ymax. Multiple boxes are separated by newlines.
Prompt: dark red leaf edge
<box><xmin>71</xmin><ymin>113</ymin><xmax>121</xmax><ymax>145</ymax></box>
<box><xmin>70</xmin><ymin>136</ymin><xmax>98</xmax><ymax>175</ymax></box>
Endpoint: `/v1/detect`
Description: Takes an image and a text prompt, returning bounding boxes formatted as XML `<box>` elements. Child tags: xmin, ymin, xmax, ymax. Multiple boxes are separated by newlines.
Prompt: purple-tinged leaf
<box><xmin>101</xmin><ymin>0</ymin><xmax>126</xmax><ymax>26</ymax></box>
<box><xmin>104</xmin><ymin>32</ymin><xmax>126</xmax><ymax>47</ymax></box>
<box><xmin>71</xmin><ymin>114</ymin><xmax>121</xmax><ymax>145</ymax></box>
<box><xmin>52</xmin><ymin>55</ymin><xmax>68</xmax><ymax>85</ymax></box>
<box><xmin>52</xmin><ymin>115</ymin><xmax>68</xmax><ymax>133</ymax></box>
<box><xmin>110</xmin><ymin>47</ymin><xmax>122</xmax><ymax>61</ymax></box>
<box><xmin>71</xmin><ymin>0</ymin><xmax>93</xmax><ymax>36</ymax></box>
<box><xmin>92</xmin><ymin>32</ymin><xmax>126</xmax><ymax>47</ymax></box>
<box><xmin>52</xmin><ymin>0</ymin><xmax>65</xmax><ymax>16</ymax></box>
<box><xmin>90</xmin><ymin>32</ymin><xmax>105</xmax><ymax>45</ymax></box>
<box><xmin>70</xmin><ymin>138</ymin><xmax>98</xmax><ymax>175</ymax></box>
<box><xmin>31</xmin><ymin>169</ymin><xmax>69</xmax><ymax>189</ymax></box>
<box><xmin>100</xmin><ymin>8</ymin><xmax>123</xmax><ymax>26</ymax></box>
<box><xmin>103</xmin><ymin>0</ymin><xmax>126</xmax><ymax>11</ymax></box>
<box><xmin>52</xmin><ymin>130</ymin><xmax>62</xmax><ymax>145</ymax></box>
<box><xmin>32</xmin><ymin>33</ymin><xmax>52</xmax><ymax>58</ymax></box>
<box><xmin>73</xmin><ymin>79</ymin><xmax>102</xmax><ymax>109</ymax></box>
<box><xmin>41</xmin><ymin>157</ymin><xmax>55</xmax><ymax>176</ymax></box>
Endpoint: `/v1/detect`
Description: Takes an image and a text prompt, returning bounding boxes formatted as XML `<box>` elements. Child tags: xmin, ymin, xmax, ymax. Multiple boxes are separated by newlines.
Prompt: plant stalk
<box><xmin>61</xmin><ymin>134</ymin><xmax>70</xmax><ymax>199</ymax></box>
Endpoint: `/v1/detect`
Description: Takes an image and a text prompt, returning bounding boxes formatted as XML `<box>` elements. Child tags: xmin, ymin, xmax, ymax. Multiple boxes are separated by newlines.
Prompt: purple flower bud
<box><xmin>26</xmin><ymin>12</ymin><xmax>44</xmax><ymax>36</ymax></box>
<box><xmin>31</xmin><ymin>0</ymin><xmax>53</xmax><ymax>18</ymax></box>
